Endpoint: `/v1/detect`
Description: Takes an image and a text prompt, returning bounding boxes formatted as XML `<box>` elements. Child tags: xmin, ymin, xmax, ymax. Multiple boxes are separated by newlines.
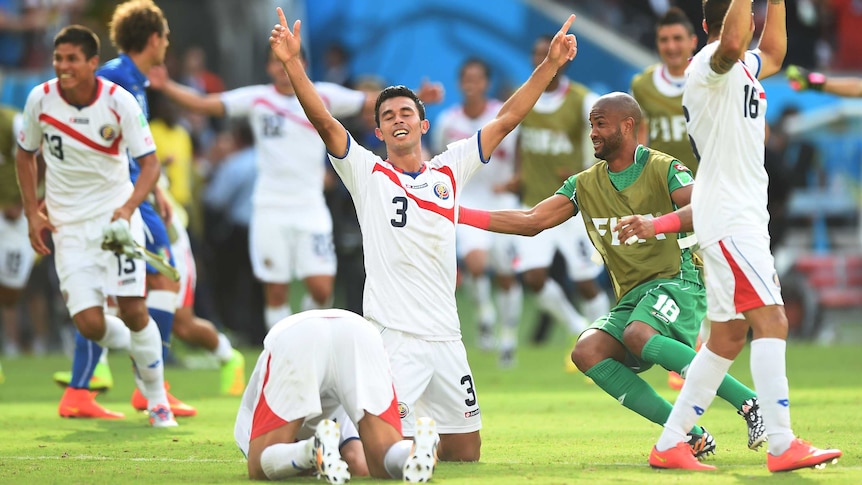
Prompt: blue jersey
<box><xmin>97</xmin><ymin>54</ymin><xmax>150</xmax><ymax>183</ymax></box>
<box><xmin>96</xmin><ymin>54</ymin><xmax>174</xmax><ymax>270</ymax></box>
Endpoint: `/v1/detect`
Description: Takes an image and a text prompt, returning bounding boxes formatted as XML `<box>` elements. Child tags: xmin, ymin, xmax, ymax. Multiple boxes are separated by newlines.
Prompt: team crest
<box><xmin>398</xmin><ymin>401</ymin><xmax>410</xmax><ymax>419</ymax></box>
<box><xmin>99</xmin><ymin>124</ymin><xmax>119</xmax><ymax>142</ymax></box>
<box><xmin>433</xmin><ymin>183</ymin><xmax>450</xmax><ymax>200</ymax></box>
<box><xmin>673</xmin><ymin>162</ymin><xmax>688</xmax><ymax>172</ymax></box>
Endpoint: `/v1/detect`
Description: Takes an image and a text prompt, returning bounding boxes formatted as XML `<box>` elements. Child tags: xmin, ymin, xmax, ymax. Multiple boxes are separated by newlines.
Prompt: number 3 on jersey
<box><xmin>391</xmin><ymin>196</ymin><xmax>408</xmax><ymax>227</ymax></box>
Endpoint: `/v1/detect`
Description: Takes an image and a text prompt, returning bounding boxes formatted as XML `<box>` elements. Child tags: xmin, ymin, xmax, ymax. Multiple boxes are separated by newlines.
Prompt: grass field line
<box><xmin>4</xmin><ymin>455</ymin><xmax>857</xmax><ymax>471</ymax></box>
<box><xmin>3</xmin><ymin>455</ymin><xmax>245</xmax><ymax>464</ymax></box>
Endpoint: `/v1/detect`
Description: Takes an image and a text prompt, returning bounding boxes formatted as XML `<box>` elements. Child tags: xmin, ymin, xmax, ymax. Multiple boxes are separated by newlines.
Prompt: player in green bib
<box><xmin>459</xmin><ymin>93</ymin><xmax>765</xmax><ymax>456</ymax></box>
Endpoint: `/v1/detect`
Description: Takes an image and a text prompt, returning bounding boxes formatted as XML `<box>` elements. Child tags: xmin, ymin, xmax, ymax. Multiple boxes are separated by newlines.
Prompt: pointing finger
<box><xmin>277</xmin><ymin>7</ymin><xmax>287</xmax><ymax>28</ymax></box>
<box><xmin>560</xmin><ymin>14</ymin><xmax>575</xmax><ymax>33</ymax></box>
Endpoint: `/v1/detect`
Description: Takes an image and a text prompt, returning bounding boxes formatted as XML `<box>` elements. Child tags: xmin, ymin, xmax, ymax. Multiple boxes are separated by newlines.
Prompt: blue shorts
<box><xmin>140</xmin><ymin>201</ymin><xmax>176</xmax><ymax>274</ymax></box>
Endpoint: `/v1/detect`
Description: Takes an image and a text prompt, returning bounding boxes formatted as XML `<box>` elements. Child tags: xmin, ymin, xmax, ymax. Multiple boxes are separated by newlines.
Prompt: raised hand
<box><xmin>147</xmin><ymin>64</ymin><xmax>168</xmax><ymax>90</ymax></box>
<box><xmin>269</xmin><ymin>7</ymin><xmax>302</xmax><ymax>65</ymax></box>
<box><xmin>545</xmin><ymin>14</ymin><xmax>578</xmax><ymax>68</ymax></box>
<box><xmin>786</xmin><ymin>65</ymin><xmax>825</xmax><ymax>92</ymax></box>
<box><xmin>416</xmin><ymin>78</ymin><xmax>445</xmax><ymax>105</ymax></box>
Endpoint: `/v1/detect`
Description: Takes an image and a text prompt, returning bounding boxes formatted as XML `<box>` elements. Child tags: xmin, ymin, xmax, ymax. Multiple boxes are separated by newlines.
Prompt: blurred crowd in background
<box><xmin>1</xmin><ymin>0</ymin><xmax>860</xmax><ymax>358</ymax></box>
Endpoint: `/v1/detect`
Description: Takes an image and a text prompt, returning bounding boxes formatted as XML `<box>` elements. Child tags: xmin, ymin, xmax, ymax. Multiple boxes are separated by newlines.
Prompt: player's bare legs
<box><xmin>358</xmin><ymin>412</ymin><xmax>408</xmax><ymax>478</ymax></box>
<box><xmin>247</xmin><ymin>419</ymin><xmax>305</xmax><ymax>480</ymax></box>
<box><xmin>303</xmin><ymin>274</ymin><xmax>334</xmax><ymax>309</ymax></box>
<box><xmin>264</xmin><ymin>282</ymin><xmax>290</xmax><ymax>329</ymax></box>
<box><xmin>172</xmin><ymin>306</ymin><xmax>218</xmax><ymax>350</ymax></box>
<box><xmin>0</xmin><ymin>287</ymin><xmax>23</xmax><ymax>356</ymax></box>
<box><xmin>463</xmin><ymin>249</ymin><xmax>495</xmax><ymax>349</ymax></box>
<box><xmin>437</xmin><ymin>430</ymin><xmax>480</xmax><ymax>462</ymax></box>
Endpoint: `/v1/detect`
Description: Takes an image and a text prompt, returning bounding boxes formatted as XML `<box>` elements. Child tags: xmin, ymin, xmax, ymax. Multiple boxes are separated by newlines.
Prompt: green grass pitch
<box><xmin>0</xmin><ymin>326</ymin><xmax>859</xmax><ymax>484</ymax></box>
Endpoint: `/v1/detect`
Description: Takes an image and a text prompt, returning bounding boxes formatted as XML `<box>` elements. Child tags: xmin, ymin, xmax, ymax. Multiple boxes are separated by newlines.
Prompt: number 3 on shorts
<box><xmin>652</xmin><ymin>294</ymin><xmax>680</xmax><ymax>323</ymax></box>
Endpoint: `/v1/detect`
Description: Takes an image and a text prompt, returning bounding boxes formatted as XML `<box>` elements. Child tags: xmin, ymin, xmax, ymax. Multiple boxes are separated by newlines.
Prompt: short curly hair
<box><xmin>109</xmin><ymin>0</ymin><xmax>166</xmax><ymax>54</ymax></box>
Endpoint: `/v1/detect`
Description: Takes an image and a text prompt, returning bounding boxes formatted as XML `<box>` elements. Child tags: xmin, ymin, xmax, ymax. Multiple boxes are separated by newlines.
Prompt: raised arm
<box><xmin>479</xmin><ymin>14</ymin><xmax>578</xmax><ymax>155</ymax></box>
<box><xmin>270</xmin><ymin>8</ymin><xmax>347</xmax><ymax>156</ymax></box>
<box><xmin>755</xmin><ymin>0</ymin><xmax>787</xmax><ymax>79</ymax></box>
<box><xmin>148</xmin><ymin>65</ymin><xmax>226</xmax><ymax>117</ymax></box>
<box><xmin>787</xmin><ymin>65</ymin><xmax>862</xmax><ymax>97</ymax></box>
<box><xmin>711</xmin><ymin>0</ymin><xmax>755</xmax><ymax>75</ymax></box>
<box><xmin>460</xmin><ymin>193</ymin><xmax>575</xmax><ymax>236</ymax></box>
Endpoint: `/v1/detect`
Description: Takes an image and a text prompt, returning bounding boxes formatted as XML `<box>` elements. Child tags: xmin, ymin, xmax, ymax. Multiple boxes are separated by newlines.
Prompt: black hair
<box><xmin>374</xmin><ymin>85</ymin><xmax>425</xmax><ymax>127</ymax></box>
<box><xmin>658</xmin><ymin>7</ymin><xmax>696</xmax><ymax>36</ymax></box>
<box><xmin>54</xmin><ymin>25</ymin><xmax>100</xmax><ymax>59</ymax></box>
<box><xmin>459</xmin><ymin>57</ymin><xmax>491</xmax><ymax>81</ymax></box>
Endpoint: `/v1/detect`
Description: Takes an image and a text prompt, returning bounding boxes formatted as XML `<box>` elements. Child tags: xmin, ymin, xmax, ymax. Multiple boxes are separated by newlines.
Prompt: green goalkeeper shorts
<box><xmin>588</xmin><ymin>277</ymin><xmax>706</xmax><ymax>373</ymax></box>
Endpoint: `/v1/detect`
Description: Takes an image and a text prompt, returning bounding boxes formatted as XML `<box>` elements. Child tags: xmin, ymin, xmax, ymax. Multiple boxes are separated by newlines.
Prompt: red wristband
<box><xmin>652</xmin><ymin>212</ymin><xmax>681</xmax><ymax>234</ymax></box>
<box><xmin>458</xmin><ymin>206</ymin><xmax>491</xmax><ymax>230</ymax></box>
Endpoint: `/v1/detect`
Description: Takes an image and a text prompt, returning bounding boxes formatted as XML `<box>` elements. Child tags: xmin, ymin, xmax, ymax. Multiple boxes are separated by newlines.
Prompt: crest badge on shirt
<box><xmin>99</xmin><ymin>124</ymin><xmax>118</xmax><ymax>142</ymax></box>
<box><xmin>433</xmin><ymin>183</ymin><xmax>450</xmax><ymax>200</ymax></box>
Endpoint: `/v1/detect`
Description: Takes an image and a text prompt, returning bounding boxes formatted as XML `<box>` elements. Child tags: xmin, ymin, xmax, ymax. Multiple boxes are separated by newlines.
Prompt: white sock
<box><xmin>97</xmin><ymin>314</ymin><xmax>131</xmax><ymax>350</ymax></box>
<box><xmin>129</xmin><ymin>318</ymin><xmax>168</xmax><ymax>409</ymax></box>
<box><xmin>264</xmin><ymin>305</ymin><xmax>291</xmax><ymax>330</ymax></box>
<box><xmin>383</xmin><ymin>440</ymin><xmax>413</xmax><ymax>479</ymax></box>
<box><xmin>260</xmin><ymin>440</ymin><xmax>315</xmax><ymax>480</ymax></box>
<box><xmin>751</xmin><ymin>338</ymin><xmax>795</xmax><ymax>455</ymax></box>
<box><xmin>497</xmin><ymin>284</ymin><xmax>522</xmax><ymax>351</ymax></box>
<box><xmin>469</xmin><ymin>274</ymin><xmax>496</xmax><ymax>326</ymax></box>
<box><xmin>536</xmin><ymin>279</ymin><xmax>587</xmax><ymax>334</ymax></box>
<box><xmin>99</xmin><ymin>347</ymin><xmax>109</xmax><ymax>364</ymax></box>
<box><xmin>213</xmin><ymin>333</ymin><xmax>235</xmax><ymax>363</ymax></box>
<box><xmin>581</xmin><ymin>290</ymin><xmax>610</xmax><ymax>323</ymax></box>
<box><xmin>656</xmin><ymin>345</ymin><xmax>732</xmax><ymax>451</ymax></box>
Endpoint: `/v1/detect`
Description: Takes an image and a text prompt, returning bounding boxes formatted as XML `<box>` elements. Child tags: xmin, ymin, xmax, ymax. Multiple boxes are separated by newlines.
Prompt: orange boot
<box><xmin>131</xmin><ymin>381</ymin><xmax>197</xmax><ymax>417</ymax></box>
<box><xmin>58</xmin><ymin>387</ymin><xmax>125</xmax><ymax>419</ymax></box>
<box><xmin>767</xmin><ymin>439</ymin><xmax>842</xmax><ymax>472</ymax></box>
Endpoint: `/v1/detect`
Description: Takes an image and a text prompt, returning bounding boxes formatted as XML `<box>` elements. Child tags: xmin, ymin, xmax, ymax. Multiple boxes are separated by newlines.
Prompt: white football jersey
<box><xmin>221</xmin><ymin>82</ymin><xmax>365</xmax><ymax>224</ymax></box>
<box><xmin>18</xmin><ymin>78</ymin><xmax>155</xmax><ymax>226</ymax></box>
<box><xmin>432</xmin><ymin>99</ymin><xmax>518</xmax><ymax>209</ymax></box>
<box><xmin>684</xmin><ymin>42</ymin><xmax>769</xmax><ymax>247</ymax></box>
<box><xmin>330</xmin><ymin>132</ymin><xmax>487</xmax><ymax>339</ymax></box>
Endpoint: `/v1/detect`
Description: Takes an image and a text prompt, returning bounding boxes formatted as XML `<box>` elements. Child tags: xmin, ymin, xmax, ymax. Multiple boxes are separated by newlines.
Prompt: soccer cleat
<box><xmin>220</xmin><ymin>349</ymin><xmax>246</xmax><ymax>396</ymax></box>
<box><xmin>667</xmin><ymin>371</ymin><xmax>685</xmax><ymax>391</ymax></box>
<box><xmin>477</xmin><ymin>323</ymin><xmax>495</xmax><ymax>351</ymax></box>
<box><xmin>499</xmin><ymin>349</ymin><xmax>516</xmax><ymax>369</ymax></box>
<box><xmin>53</xmin><ymin>361</ymin><xmax>115</xmax><ymax>392</ymax></box>
<box><xmin>767</xmin><ymin>438</ymin><xmax>842</xmax><ymax>472</ymax></box>
<box><xmin>58</xmin><ymin>387</ymin><xmax>125</xmax><ymax>419</ymax></box>
<box><xmin>649</xmin><ymin>442</ymin><xmax>717</xmax><ymax>470</ymax></box>
<box><xmin>313</xmin><ymin>419</ymin><xmax>350</xmax><ymax>484</ymax></box>
<box><xmin>738</xmin><ymin>398</ymin><xmax>767</xmax><ymax>450</ymax></box>
<box><xmin>131</xmin><ymin>382</ymin><xmax>197</xmax><ymax>417</ymax></box>
<box><xmin>403</xmin><ymin>417</ymin><xmax>439</xmax><ymax>483</ymax></box>
<box><xmin>148</xmin><ymin>404</ymin><xmax>178</xmax><ymax>428</ymax></box>
<box><xmin>687</xmin><ymin>427</ymin><xmax>716</xmax><ymax>459</ymax></box>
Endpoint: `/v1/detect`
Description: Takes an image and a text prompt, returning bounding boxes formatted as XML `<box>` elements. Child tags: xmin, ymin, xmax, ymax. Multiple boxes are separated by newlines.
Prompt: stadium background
<box><xmin>0</xmin><ymin>0</ymin><xmax>860</xmax><ymax>391</ymax></box>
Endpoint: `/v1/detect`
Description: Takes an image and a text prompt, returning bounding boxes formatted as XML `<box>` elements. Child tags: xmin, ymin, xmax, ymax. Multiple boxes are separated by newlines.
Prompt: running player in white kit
<box><xmin>16</xmin><ymin>25</ymin><xmax>174</xmax><ymax>426</ymax></box>
<box><xmin>648</xmin><ymin>0</ymin><xmax>842</xmax><ymax>471</ymax></box>
<box><xmin>269</xmin><ymin>8</ymin><xmax>580</xmax><ymax>461</ymax></box>
<box><xmin>432</xmin><ymin>58</ymin><xmax>522</xmax><ymax>366</ymax></box>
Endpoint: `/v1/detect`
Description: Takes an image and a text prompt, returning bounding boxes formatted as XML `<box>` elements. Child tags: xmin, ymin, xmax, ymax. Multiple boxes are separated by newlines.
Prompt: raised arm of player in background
<box><xmin>147</xmin><ymin>65</ymin><xmax>226</xmax><ymax>117</ymax></box>
<box><xmin>479</xmin><ymin>15</ymin><xmax>578</xmax><ymax>157</ymax></box>
<box><xmin>753</xmin><ymin>0</ymin><xmax>787</xmax><ymax>79</ymax></box>
<box><xmin>787</xmin><ymin>65</ymin><xmax>862</xmax><ymax>97</ymax></box>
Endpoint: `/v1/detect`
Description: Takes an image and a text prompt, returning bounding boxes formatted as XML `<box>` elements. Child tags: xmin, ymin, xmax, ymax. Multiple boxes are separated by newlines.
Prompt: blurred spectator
<box><xmin>783</xmin><ymin>0</ymin><xmax>829</xmax><ymax>68</ymax></box>
<box><xmin>180</xmin><ymin>45</ymin><xmax>224</xmax><ymax>94</ymax></box>
<box><xmin>322</xmin><ymin>42</ymin><xmax>351</xmax><ymax>87</ymax></box>
<box><xmin>149</xmin><ymin>91</ymin><xmax>194</xmax><ymax>215</ymax></box>
<box><xmin>0</xmin><ymin>1</ymin><xmax>48</xmax><ymax>68</ymax></box>
<box><xmin>201</xmin><ymin>121</ymin><xmax>263</xmax><ymax>344</ymax></box>
<box><xmin>828</xmin><ymin>0</ymin><xmax>862</xmax><ymax>70</ymax></box>
<box><xmin>765</xmin><ymin>123</ymin><xmax>794</xmax><ymax>251</ymax></box>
